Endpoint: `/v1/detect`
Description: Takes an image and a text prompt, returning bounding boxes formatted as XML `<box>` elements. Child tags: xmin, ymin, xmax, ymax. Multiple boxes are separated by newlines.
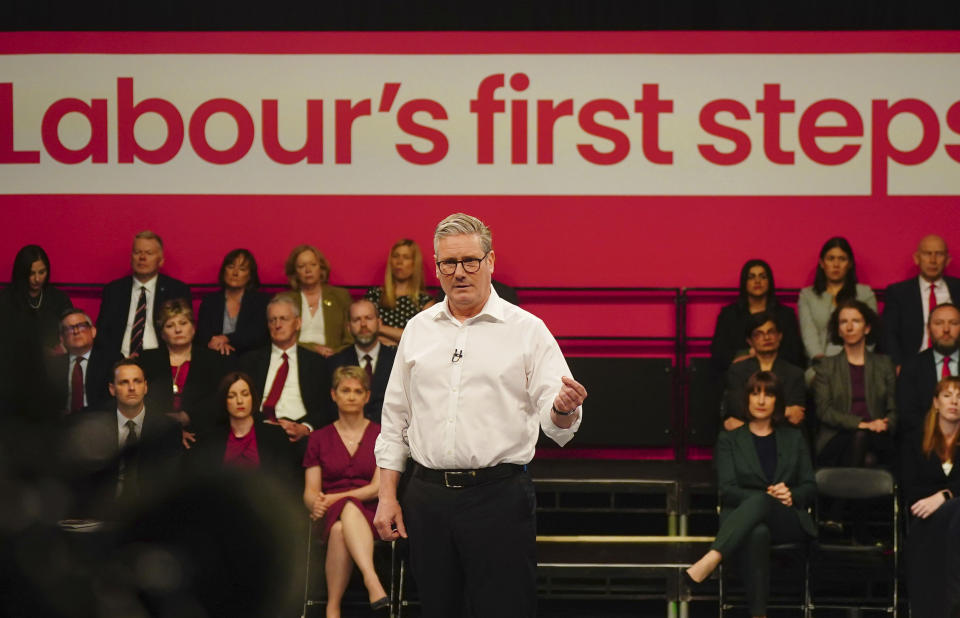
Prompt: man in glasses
<box><xmin>45</xmin><ymin>308</ymin><xmax>118</xmax><ymax>417</ymax></box>
<box><xmin>374</xmin><ymin>212</ymin><xmax>588</xmax><ymax>618</ymax></box>
<box><xmin>722</xmin><ymin>311</ymin><xmax>806</xmax><ymax>431</ymax></box>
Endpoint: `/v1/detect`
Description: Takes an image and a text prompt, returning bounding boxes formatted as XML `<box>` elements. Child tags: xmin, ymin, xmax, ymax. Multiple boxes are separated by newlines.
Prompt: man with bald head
<box><xmin>883</xmin><ymin>235</ymin><xmax>960</xmax><ymax>368</ymax></box>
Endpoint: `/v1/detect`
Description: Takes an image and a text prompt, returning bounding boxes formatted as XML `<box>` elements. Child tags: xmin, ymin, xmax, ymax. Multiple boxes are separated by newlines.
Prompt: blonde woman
<box><xmin>284</xmin><ymin>245</ymin><xmax>352</xmax><ymax>357</ymax></box>
<box><xmin>364</xmin><ymin>238</ymin><xmax>433</xmax><ymax>345</ymax></box>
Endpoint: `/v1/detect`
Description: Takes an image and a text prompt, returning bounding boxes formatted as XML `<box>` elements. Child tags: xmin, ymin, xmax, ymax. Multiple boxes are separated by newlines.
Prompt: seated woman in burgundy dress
<box><xmin>303</xmin><ymin>365</ymin><xmax>387</xmax><ymax>616</ymax></box>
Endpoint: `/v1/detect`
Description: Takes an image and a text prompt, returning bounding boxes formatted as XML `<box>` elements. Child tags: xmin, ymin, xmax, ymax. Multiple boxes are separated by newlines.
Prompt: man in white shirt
<box><xmin>328</xmin><ymin>298</ymin><xmax>396</xmax><ymax>423</ymax></box>
<box><xmin>898</xmin><ymin>303</ymin><xmax>960</xmax><ymax>435</ymax></box>
<box><xmin>45</xmin><ymin>308</ymin><xmax>117</xmax><ymax>416</ymax></box>
<box><xmin>95</xmin><ymin>230</ymin><xmax>191</xmax><ymax>358</ymax></box>
<box><xmin>238</xmin><ymin>294</ymin><xmax>333</xmax><ymax>443</ymax></box>
<box><xmin>373</xmin><ymin>213</ymin><xmax>587</xmax><ymax>618</ymax></box>
<box><xmin>64</xmin><ymin>359</ymin><xmax>181</xmax><ymax>517</ymax></box>
<box><xmin>884</xmin><ymin>235</ymin><xmax>960</xmax><ymax>368</ymax></box>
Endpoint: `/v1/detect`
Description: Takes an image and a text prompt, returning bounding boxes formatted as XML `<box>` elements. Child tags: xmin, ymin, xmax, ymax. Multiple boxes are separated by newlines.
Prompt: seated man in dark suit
<box><xmin>897</xmin><ymin>303</ymin><xmax>960</xmax><ymax>436</ymax></box>
<box><xmin>883</xmin><ymin>234</ymin><xmax>960</xmax><ymax>369</ymax></box>
<box><xmin>238</xmin><ymin>294</ymin><xmax>333</xmax><ymax>444</ymax></box>
<box><xmin>723</xmin><ymin>311</ymin><xmax>806</xmax><ymax>431</ymax></box>
<box><xmin>62</xmin><ymin>358</ymin><xmax>182</xmax><ymax>518</ymax></box>
<box><xmin>95</xmin><ymin>230</ymin><xmax>191</xmax><ymax>358</ymax></box>
<box><xmin>46</xmin><ymin>308</ymin><xmax>118</xmax><ymax>417</ymax></box>
<box><xmin>328</xmin><ymin>299</ymin><xmax>397</xmax><ymax>423</ymax></box>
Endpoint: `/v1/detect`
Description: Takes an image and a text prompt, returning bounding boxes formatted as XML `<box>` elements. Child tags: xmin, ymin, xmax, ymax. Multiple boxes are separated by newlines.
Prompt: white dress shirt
<box><xmin>375</xmin><ymin>288</ymin><xmax>582</xmax><ymax>472</ymax></box>
<box><xmin>261</xmin><ymin>344</ymin><xmax>309</xmax><ymax>424</ymax></box>
<box><xmin>66</xmin><ymin>350</ymin><xmax>92</xmax><ymax>409</ymax></box>
<box><xmin>919</xmin><ymin>276</ymin><xmax>953</xmax><ymax>352</ymax></box>
<box><xmin>933</xmin><ymin>349</ymin><xmax>959</xmax><ymax>378</ymax></box>
<box><xmin>121</xmin><ymin>275</ymin><xmax>159</xmax><ymax>357</ymax></box>
<box><xmin>356</xmin><ymin>341</ymin><xmax>382</xmax><ymax>373</ymax></box>
<box><xmin>299</xmin><ymin>291</ymin><xmax>327</xmax><ymax>346</ymax></box>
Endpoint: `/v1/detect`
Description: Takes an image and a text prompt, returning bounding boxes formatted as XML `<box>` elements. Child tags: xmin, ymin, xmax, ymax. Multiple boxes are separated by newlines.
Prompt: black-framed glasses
<box><xmin>61</xmin><ymin>322</ymin><xmax>92</xmax><ymax>334</ymax></box>
<box><xmin>436</xmin><ymin>252</ymin><xmax>489</xmax><ymax>276</ymax></box>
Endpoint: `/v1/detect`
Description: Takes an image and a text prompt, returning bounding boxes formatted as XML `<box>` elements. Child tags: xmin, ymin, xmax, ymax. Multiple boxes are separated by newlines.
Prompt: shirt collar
<box><xmin>435</xmin><ymin>286</ymin><xmax>505</xmax><ymax>324</ymax></box>
<box><xmin>355</xmin><ymin>341</ymin><xmax>381</xmax><ymax>362</ymax></box>
<box><xmin>132</xmin><ymin>274</ymin><xmax>159</xmax><ymax>294</ymax></box>
<box><xmin>933</xmin><ymin>349</ymin><xmax>960</xmax><ymax>364</ymax></box>
<box><xmin>69</xmin><ymin>348</ymin><xmax>92</xmax><ymax>363</ymax></box>
<box><xmin>271</xmin><ymin>343</ymin><xmax>297</xmax><ymax>359</ymax></box>
<box><xmin>116</xmin><ymin>406</ymin><xmax>146</xmax><ymax>432</ymax></box>
<box><xmin>919</xmin><ymin>275</ymin><xmax>945</xmax><ymax>289</ymax></box>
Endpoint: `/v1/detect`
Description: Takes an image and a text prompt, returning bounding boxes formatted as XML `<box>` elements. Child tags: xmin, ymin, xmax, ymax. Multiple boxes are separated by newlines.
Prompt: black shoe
<box><xmin>370</xmin><ymin>596</ymin><xmax>389</xmax><ymax>611</ymax></box>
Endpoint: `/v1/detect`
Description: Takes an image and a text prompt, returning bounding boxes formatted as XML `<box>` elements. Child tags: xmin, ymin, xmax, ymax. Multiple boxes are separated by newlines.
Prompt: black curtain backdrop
<box><xmin>5</xmin><ymin>0</ymin><xmax>960</xmax><ymax>31</ymax></box>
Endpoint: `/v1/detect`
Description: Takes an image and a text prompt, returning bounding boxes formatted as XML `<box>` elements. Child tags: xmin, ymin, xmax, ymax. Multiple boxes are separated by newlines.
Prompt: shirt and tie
<box><xmin>934</xmin><ymin>350</ymin><xmax>959</xmax><ymax>379</ymax></box>
<box><xmin>261</xmin><ymin>344</ymin><xmax>310</xmax><ymax>427</ymax></box>
<box><xmin>67</xmin><ymin>350</ymin><xmax>92</xmax><ymax>413</ymax></box>
<box><xmin>355</xmin><ymin>341</ymin><xmax>382</xmax><ymax>383</ymax></box>
<box><xmin>121</xmin><ymin>275</ymin><xmax>160</xmax><ymax>357</ymax></box>
<box><xmin>116</xmin><ymin>407</ymin><xmax>146</xmax><ymax>496</ymax></box>
<box><xmin>920</xmin><ymin>276</ymin><xmax>953</xmax><ymax>352</ymax></box>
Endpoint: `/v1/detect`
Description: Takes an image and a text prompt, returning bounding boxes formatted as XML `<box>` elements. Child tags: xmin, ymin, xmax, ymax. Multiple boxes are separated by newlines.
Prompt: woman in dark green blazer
<box><xmin>687</xmin><ymin>371</ymin><xmax>816</xmax><ymax>618</ymax></box>
<box><xmin>813</xmin><ymin>299</ymin><xmax>896</xmax><ymax>467</ymax></box>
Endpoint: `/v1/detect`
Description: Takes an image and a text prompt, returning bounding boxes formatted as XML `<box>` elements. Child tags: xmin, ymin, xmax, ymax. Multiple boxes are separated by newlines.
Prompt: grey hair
<box><xmin>433</xmin><ymin>213</ymin><xmax>492</xmax><ymax>254</ymax></box>
<box><xmin>133</xmin><ymin>229</ymin><xmax>164</xmax><ymax>249</ymax></box>
<box><xmin>268</xmin><ymin>292</ymin><xmax>301</xmax><ymax>318</ymax></box>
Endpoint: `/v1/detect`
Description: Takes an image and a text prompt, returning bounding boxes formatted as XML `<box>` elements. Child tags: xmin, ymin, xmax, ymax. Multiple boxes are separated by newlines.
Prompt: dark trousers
<box><xmin>817</xmin><ymin>428</ymin><xmax>895</xmax><ymax>468</ymax></box>
<box><xmin>402</xmin><ymin>471</ymin><xmax>537</xmax><ymax>618</ymax></box>
<box><xmin>712</xmin><ymin>493</ymin><xmax>809</xmax><ymax>616</ymax></box>
<box><xmin>908</xmin><ymin>498</ymin><xmax>960</xmax><ymax>618</ymax></box>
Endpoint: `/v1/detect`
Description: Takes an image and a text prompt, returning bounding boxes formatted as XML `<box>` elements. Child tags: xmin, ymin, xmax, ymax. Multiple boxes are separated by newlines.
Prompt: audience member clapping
<box><xmin>303</xmin><ymin>365</ymin><xmax>388</xmax><ymax>616</ymax></box>
<box><xmin>285</xmin><ymin>245</ymin><xmax>352</xmax><ymax>357</ymax></box>
<box><xmin>710</xmin><ymin>259</ymin><xmax>804</xmax><ymax>372</ymax></box>
<box><xmin>197</xmin><ymin>248</ymin><xmax>270</xmax><ymax>356</ymax></box>
<box><xmin>364</xmin><ymin>238</ymin><xmax>434</xmax><ymax>346</ymax></box>
<box><xmin>813</xmin><ymin>299</ymin><xmax>896</xmax><ymax>467</ymax></box>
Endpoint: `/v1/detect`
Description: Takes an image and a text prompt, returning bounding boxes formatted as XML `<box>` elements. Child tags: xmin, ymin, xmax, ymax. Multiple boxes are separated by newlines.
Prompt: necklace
<box><xmin>171</xmin><ymin>355</ymin><xmax>190</xmax><ymax>394</ymax></box>
<box><xmin>27</xmin><ymin>289</ymin><xmax>43</xmax><ymax>310</ymax></box>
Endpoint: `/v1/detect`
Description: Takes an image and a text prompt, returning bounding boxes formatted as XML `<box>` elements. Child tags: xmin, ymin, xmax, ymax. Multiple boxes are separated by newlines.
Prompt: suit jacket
<box><xmin>190</xmin><ymin>421</ymin><xmax>300</xmax><ymax>491</ymax></box>
<box><xmin>291</xmin><ymin>285</ymin><xmax>353</xmax><ymax>353</ymax></box>
<box><xmin>62</xmin><ymin>406</ymin><xmax>182</xmax><ymax>518</ymax></box>
<box><xmin>882</xmin><ymin>275</ymin><xmax>960</xmax><ymax>367</ymax></box>
<box><xmin>328</xmin><ymin>344</ymin><xmax>397</xmax><ymax>424</ymax></box>
<box><xmin>44</xmin><ymin>346</ymin><xmax>119</xmax><ymax>418</ymax></box>
<box><xmin>196</xmin><ymin>289</ymin><xmax>270</xmax><ymax>356</ymax></box>
<box><xmin>715</xmin><ymin>425</ymin><xmax>817</xmax><ymax>537</ymax></box>
<box><xmin>900</xmin><ymin>429</ymin><xmax>960</xmax><ymax>508</ymax></box>
<box><xmin>140</xmin><ymin>344</ymin><xmax>229</xmax><ymax>433</ymax></box>
<box><xmin>238</xmin><ymin>344</ymin><xmax>334</xmax><ymax>430</ymax></box>
<box><xmin>709</xmin><ymin>301</ymin><xmax>805</xmax><ymax>372</ymax></box>
<box><xmin>812</xmin><ymin>350</ymin><xmax>897</xmax><ymax>454</ymax></box>
<box><xmin>897</xmin><ymin>349</ymin><xmax>939</xmax><ymax>437</ymax></box>
<box><xmin>95</xmin><ymin>273</ymin><xmax>191</xmax><ymax>357</ymax></box>
<box><xmin>723</xmin><ymin>356</ymin><xmax>806</xmax><ymax>422</ymax></box>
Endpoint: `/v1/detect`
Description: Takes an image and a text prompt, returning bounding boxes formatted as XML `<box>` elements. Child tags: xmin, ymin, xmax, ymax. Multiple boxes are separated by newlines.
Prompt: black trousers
<box><xmin>712</xmin><ymin>493</ymin><xmax>809</xmax><ymax>616</ymax></box>
<box><xmin>402</xmin><ymin>470</ymin><xmax>537</xmax><ymax>618</ymax></box>
<box><xmin>908</xmin><ymin>498</ymin><xmax>960</xmax><ymax>618</ymax></box>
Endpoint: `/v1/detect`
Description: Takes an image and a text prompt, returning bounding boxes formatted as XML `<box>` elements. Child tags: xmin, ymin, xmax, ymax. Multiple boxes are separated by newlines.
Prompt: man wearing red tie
<box><xmin>45</xmin><ymin>309</ymin><xmax>118</xmax><ymax>417</ymax></box>
<box><xmin>883</xmin><ymin>235</ymin><xmax>960</xmax><ymax>369</ymax></box>
<box><xmin>238</xmin><ymin>294</ymin><xmax>333</xmax><ymax>444</ymax></box>
<box><xmin>898</xmin><ymin>303</ymin><xmax>960</xmax><ymax>436</ymax></box>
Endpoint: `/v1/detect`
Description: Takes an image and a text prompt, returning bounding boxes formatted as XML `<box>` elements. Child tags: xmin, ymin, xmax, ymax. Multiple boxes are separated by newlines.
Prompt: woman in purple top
<box><xmin>813</xmin><ymin>299</ymin><xmax>897</xmax><ymax>467</ymax></box>
<box><xmin>303</xmin><ymin>365</ymin><xmax>387</xmax><ymax>616</ymax></box>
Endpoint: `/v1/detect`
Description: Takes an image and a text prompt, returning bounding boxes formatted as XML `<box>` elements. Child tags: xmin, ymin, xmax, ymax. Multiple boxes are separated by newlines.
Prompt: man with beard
<box><xmin>328</xmin><ymin>298</ymin><xmax>395</xmax><ymax>423</ymax></box>
<box><xmin>897</xmin><ymin>302</ymin><xmax>960</xmax><ymax>435</ymax></box>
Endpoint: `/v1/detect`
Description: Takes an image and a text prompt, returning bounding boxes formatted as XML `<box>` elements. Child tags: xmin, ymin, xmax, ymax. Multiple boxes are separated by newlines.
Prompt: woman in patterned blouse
<box><xmin>364</xmin><ymin>238</ymin><xmax>434</xmax><ymax>345</ymax></box>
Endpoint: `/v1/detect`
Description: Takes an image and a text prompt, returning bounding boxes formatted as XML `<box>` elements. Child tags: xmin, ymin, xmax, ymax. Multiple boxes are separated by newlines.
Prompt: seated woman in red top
<box><xmin>303</xmin><ymin>366</ymin><xmax>387</xmax><ymax>616</ymax></box>
<box><xmin>191</xmin><ymin>371</ymin><xmax>298</xmax><ymax>484</ymax></box>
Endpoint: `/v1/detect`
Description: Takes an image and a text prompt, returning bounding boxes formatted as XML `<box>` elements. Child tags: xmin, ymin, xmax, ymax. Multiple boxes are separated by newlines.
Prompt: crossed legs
<box><xmin>324</xmin><ymin>501</ymin><xmax>387</xmax><ymax>618</ymax></box>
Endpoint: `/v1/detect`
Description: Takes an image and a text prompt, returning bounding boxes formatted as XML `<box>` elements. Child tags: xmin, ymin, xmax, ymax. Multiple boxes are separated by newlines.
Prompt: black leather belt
<box><xmin>412</xmin><ymin>462</ymin><xmax>525</xmax><ymax>489</ymax></box>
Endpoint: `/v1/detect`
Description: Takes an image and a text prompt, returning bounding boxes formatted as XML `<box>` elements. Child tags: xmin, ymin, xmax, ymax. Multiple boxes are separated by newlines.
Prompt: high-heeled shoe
<box><xmin>370</xmin><ymin>596</ymin><xmax>390</xmax><ymax>611</ymax></box>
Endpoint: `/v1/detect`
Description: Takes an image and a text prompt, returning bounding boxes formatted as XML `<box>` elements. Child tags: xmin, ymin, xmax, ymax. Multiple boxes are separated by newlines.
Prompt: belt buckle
<box><xmin>443</xmin><ymin>470</ymin><xmax>475</xmax><ymax>488</ymax></box>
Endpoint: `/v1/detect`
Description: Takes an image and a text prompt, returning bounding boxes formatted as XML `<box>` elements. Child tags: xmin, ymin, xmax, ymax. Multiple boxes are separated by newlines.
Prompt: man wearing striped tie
<box><xmin>95</xmin><ymin>230</ymin><xmax>190</xmax><ymax>359</ymax></box>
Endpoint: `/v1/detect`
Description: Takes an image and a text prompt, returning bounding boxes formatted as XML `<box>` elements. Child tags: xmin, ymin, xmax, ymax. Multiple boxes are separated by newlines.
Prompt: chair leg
<box><xmin>302</xmin><ymin>522</ymin><xmax>313</xmax><ymax>618</ymax></box>
<box><xmin>717</xmin><ymin>563</ymin><xmax>724</xmax><ymax>618</ymax></box>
